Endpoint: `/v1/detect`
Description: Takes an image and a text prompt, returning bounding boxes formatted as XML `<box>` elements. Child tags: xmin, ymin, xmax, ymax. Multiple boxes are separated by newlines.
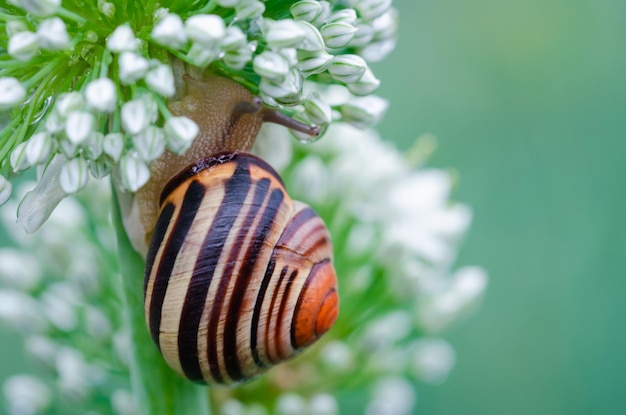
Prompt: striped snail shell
<box><xmin>127</xmin><ymin>75</ymin><xmax>339</xmax><ymax>384</ymax></box>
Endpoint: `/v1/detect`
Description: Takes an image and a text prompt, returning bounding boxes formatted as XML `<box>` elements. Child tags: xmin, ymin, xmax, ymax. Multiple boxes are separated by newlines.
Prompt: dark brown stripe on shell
<box><xmin>144</xmin><ymin>202</ymin><xmax>175</xmax><ymax>295</ymax></box>
<box><xmin>265</xmin><ymin>265</ymin><xmax>289</xmax><ymax>364</ymax></box>
<box><xmin>250</xmin><ymin>258</ymin><xmax>275</xmax><ymax>367</ymax></box>
<box><xmin>275</xmin><ymin>207</ymin><xmax>317</xmax><ymax>248</ymax></box>
<box><xmin>178</xmin><ymin>161</ymin><xmax>252</xmax><ymax>383</ymax></box>
<box><xmin>148</xmin><ymin>181</ymin><xmax>205</xmax><ymax>348</ymax></box>
<box><xmin>275</xmin><ymin>269</ymin><xmax>299</xmax><ymax>359</ymax></box>
<box><xmin>224</xmin><ymin>185</ymin><xmax>283</xmax><ymax>381</ymax></box>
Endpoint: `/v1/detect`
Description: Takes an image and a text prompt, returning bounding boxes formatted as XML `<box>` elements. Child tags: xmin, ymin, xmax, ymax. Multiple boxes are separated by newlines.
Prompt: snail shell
<box><xmin>128</xmin><ymin>75</ymin><xmax>339</xmax><ymax>384</ymax></box>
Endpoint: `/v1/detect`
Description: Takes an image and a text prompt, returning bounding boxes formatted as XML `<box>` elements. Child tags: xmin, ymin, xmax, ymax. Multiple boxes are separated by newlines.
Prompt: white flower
<box><xmin>84</xmin><ymin>131</ymin><xmax>105</xmax><ymax>159</ymax></box>
<box><xmin>328</xmin><ymin>9</ymin><xmax>357</xmax><ymax>25</ymax></box>
<box><xmin>85</xmin><ymin>78</ymin><xmax>117</xmax><ymax>113</ymax></box>
<box><xmin>253</xmin><ymin>51</ymin><xmax>290</xmax><ymax>81</ymax></box>
<box><xmin>151</xmin><ymin>13</ymin><xmax>188</xmax><ymax>49</ymax></box>
<box><xmin>0</xmin><ymin>176</ymin><xmax>11</xmax><ymax>207</ymax></box>
<box><xmin>222</xmin><ymin>47</ymin><xmax>253</xmax><ymax>70</ymax></box>
<box><xmin>59</xmin><ymin>157</ymin><xmax>89</xmax><ymax>194</ymax></box>
<box><xmin>304</xmin><ymin>93</ymin><xmax>332</xmax><ymax>125</ymax></box>
<box><xmin>297</xmin><ymin>50</ymin><xmax>332</xmax><ymax>76</ymax></box>
<box><xmin>118</xmin><ymin>51</ymin><xmax>149</xmax><ymax>84</ymax></box>
<box><xmin>266</xmin><ymin>19</ymin><xmax>306</xmax><ymax>49</ymax></box>
<box><xmin>132</xmin><ymin>126</ymin><xmax>165</xmax><ymax>162</ymax></box>
<box><xmin>276</xmin><ymin>394</ymin><xmax>307</xmax><ymax>415</ymax></box>
<box><xmin>328</xmin><ymin>54</ymin><xmax>367</xmax><ymax>84</ymax></box>
<box><xmin>411</xmin><ymin>338</ymin><xmax>456</xmax><ymax>384</ymax></box>
<box><xmin>55</xmin><ymin>92</ymin><xmax>84</xmax><ymax>117</ymax></box>
<box><xmin>340</xmin><ymin>95</ymin><xmax>388</xmax><ymax>128</ymax></box>
<box><xmin>366</xmin><ymin>376</ymin><xmax>416</xmax><ymax>415</ymax></box>
<box><xmin>290</xmin><ymin>1</ymin><xmax>322</xmax><ymax>23</ymax></box>
<box><xmin>0</xmin><ymin>290</ymin><xmax>46</xmax><ymax>332</ymax></box>
<box><xmin>187</xmin><ymin>42</ymin><xmax>220</xmax><ymax>68</ymax></box>
<box><xmin>361</xmin><ymin>39</ymin><xmax>396</xmax><ymax>62</ymax></box>
<box><xmin>121</xmin><ymin>99</ymin><xmax>150</xmax><ymax>135</ymax></box>
<box><xmin>356</xmin><ymin>0</ymin><xmax>392</xmax><ymax>22</ymax></box>
<box><xmin>111</xmin><ymin>389</ymin><xmax>137</xmax><ymax>415</ymax></box>
<box><xmin>145</xmin><ymin>63</ymin><xmax>176</xmax><ymax>97</ymax></box>
<box><xmin>296</xmin><ymin>21</ymin><xmax>325</xmax><ymax>52</ymax></box>
<box><xmin>259</xmin><ymin>71</ymin><xmax>301</xmax><ymax>99</ymax></box>
<box><xmin>320</xmin><ymin>22</ymin><xmax>357</xmax><ymax>49</ymax></box>
<box><xmin>0</xmin><ymin>77</ymin><xmax>26</xmax><ymax>111</ymax></box>
<box><xmin>310</xmin><ymin>0</ymin><xmax>331</xmax><ymax>27</ymax></box>
<box><xmin>347</xmin><ymin>67</ymin><xmax>380</xmax><ymax>95</ymax></box>
<box><xmin>10</xmin><ymin>142</ymin><xmax>29</xmax><ymax>172</ymax></box>
<box><xmin>120</xmin><ymin>153</ymin><xmax>150</xmax><ymax>191</ymax></box>
<box><xmin>185</xmin><ymin>14</ymin><xmax>225</xmax><ymax>46</ymax></box>
<box><xmin>3</xmin><ymin>375</ymin><xmax>52</xmax><ymax>415</ymax></box>
<box><xmin>36</xmin><ymin>17</ymin><xmax>70</xmax><ymax>50</ymax></box>
<box><xmin>164</xmin><ymin>116</ymin><xmax>199</xmax><ymax>154</ymax></box>
<box><xmin>65</xmin><ymin>111</ymin><xmax>94</xmax><ymax>144</ymax></box>
<box><xmin>8</xmin><ymin>31</ymin><xmax>39</xmax><ymax>61</ymax></box>
<box><xmin>103</xmin><ymin>132</ymin><xmax>125</xmax><ymax>162</ymax></box>
<box><xmin>5</xmin><ymin>20</ymin><xmax>28</xmax><ymax>37</ymax></box>
<box><xmin>235</xmin><ymin>0</ymin><xmax>265</xmax><ymax>20</ymax></box>
<box><xmin>89</xmin><ymin>159</ymin><xmax>112</xmax><ymax>179</ymax></box>
<box><xmin>349</xmin><ymin>23</ymin><xmax>375</xmax><ymax>48</ymax></box>
<box><xmin>55</xmin><ymin>347</ymin><xmax>89</xmax><ymax>399</ymax></box>
<box><xmin>106</xmin><ymin>24</ymin><xmax>138</xmax><ymax>52</ymax></box>
<box><xmin>221</xmin><ymin>26</ymin><xmax>247</xmax><ymax>51</ymax></box>
<box><xmin>310</xmin><ymin>394</ymin><xmax>339</xmax><ymax>415</ymax></box>
<box><xmin>25</xmin><ymin>132</ymin><xmax>52</xmax><ymax>165</ymax></box>
<box><xmin>11</xmin><ymin>0</ymin><xmax>60</xmax><ymax>17</ymax></box>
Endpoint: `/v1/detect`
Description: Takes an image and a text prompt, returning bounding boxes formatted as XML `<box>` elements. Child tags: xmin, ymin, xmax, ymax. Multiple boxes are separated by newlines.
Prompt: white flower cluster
<box><xmin>0</xmin><ymin>181</ymin><xmax>134</xmax><ymax>415</ymax></box>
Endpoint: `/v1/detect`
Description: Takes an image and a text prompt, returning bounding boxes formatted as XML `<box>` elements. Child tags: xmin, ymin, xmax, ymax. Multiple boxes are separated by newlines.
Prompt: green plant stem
<box><xmin>112</xmin><ymin>187</ymin><xmax>211</xmax><ymax>415</ymax></box>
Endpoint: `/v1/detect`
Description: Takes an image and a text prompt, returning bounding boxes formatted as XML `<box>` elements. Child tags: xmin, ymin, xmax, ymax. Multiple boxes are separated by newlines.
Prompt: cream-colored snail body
<box><xmin>127</xmin><ymin>75</ymin><xmax>339</xmax><ymax>384</ymax></box>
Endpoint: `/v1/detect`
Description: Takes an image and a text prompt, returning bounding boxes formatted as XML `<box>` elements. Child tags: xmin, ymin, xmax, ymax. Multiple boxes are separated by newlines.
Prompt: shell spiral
<box><xmin>143</xmin><ymin>152</ymin><xmax>339</xmax><ymax>384</ymax></box>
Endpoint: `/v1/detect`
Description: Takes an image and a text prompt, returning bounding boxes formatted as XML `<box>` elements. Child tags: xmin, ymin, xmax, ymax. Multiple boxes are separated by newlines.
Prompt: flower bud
<box><xmin>253</xmin><ymin>51</ymin><xmax>290</xmax><ymax>82</ymax></box>
<box><xmin>223</xmin><ymin>47</ymin><xmax>252</xmax><ymax>70</ymax></box>
<box><xmin>321</xmin><ymin>22</ymin><xmax>357</xmax><ymax>49</ymax></box>
<box><xmin>98</xmin><ymin>1</ymin><xmax>115</xmax><ymax>18</ymax></box>
<box><xmin>132</xmin><ymin>126</ymin><xmax>165</xmax><ymax>162</ymax></box>
<box><xmin>328</xmin><ymin>54</ymin><xmax>367</xmax><ymax>84</ymax></box>
<box><xmin>235</xmin><ymin>0</ymin><xmax>265</xmax><ymax>20</ymax></box>
<box><xmin>151</xmin><ymin>13</ymin><xmax>187</xmax><ymax>49</ymax></box>
<box><xmin>106</xmin><ymin>25</ymin><xmax>138</xmax><ymax>52</ymax></box>
<box><xmin>6</xmin><ymin>21</ymin><xmax>28</xmax><ymax>37</ymax></box>
<box><xmin>8</xmin><ymin>31</ymin><xmax>39</xmax><ymax>61</ymax></box>
<box><xmin>310</xmin><ymin>394</ymin><xmax>339</xmax><ymax>415</ymax></box>
<box><xmin>290</xmin><ymin>1</ymin><xmax>321</xmax><ymax>22</ymax></box>
<box><xmin>356</xmin><ymin>0</ymin><xmax>392</xmax><ymax>21</ymax></box>
<box><xmin>60</xmin><ymin>157</ymin><xmax>89</xmax><ymax>194</ymax></box>
<box><xmin>9</xmin><ymin>142</ymin><xmax>30</xmax><ymax>172</ymax></box>
<box><xmin>259</xmin><ymin>70</ymin><xmax>301</xmax><ymax>99</ymax></box>
<box><xmin>310</xmin><ymin>1</ymin><xmax>331</xmax><ymax>27</ymax></box>
<box><xmin>121</xmin><ymin>99</ymin><xmax>150</xmax><ymax>135</ymax></box>
<box><xmin>85</xmin><ymin>78</ymin><xmax>117</xmax><ymax>113</ymax></box>
<box><xmin>328</xmin><ymin>9</ymin><xmax>357</xmax><ymax>25</ymax></box>
<box><xmin>349</xmin><ymin>23</ymin><xmax>374</xmax><ymax>48</ymax></box>
<box><xmin>103</xmin><ymin>133</ymin><xmax>125</xmax><ymax>162</ymax></box>
<box><xmin>221</xmin><ymin>26</ymin><xmax>247</xmax><ymax>51</ymax></box>
<box><xmin>361</xmin><ymin>38</ymin><xmax>396</xmax><ymax>62</ymax></box>
<box><xmin>340</xmin><ymin>95</ymin><xmax>388</xmax><ymax>128</ymax></box>
<box><xmin>55</xmin><ymin>92</ymin><xmax>84</xmax><ymax>117</ymax></box>
<box><xmin>13</xmin><ymin>0</ymin><xmax>60</xmax><ymax>17</ymax></box>
<box><xmin>65</xmin><ymin>111</ymin><xmax>94</xmax><ymax>144</ymax></box>
<box><xmin>371</xmin><ymin>9</ymin><xmax>397</xmax><ymax>40</ymax></box>
<box><xmin>59</xmin><ymin>137</ymin><xmax>78</xmax><ymax>158</ymax></box>
<box><xmin>164</xmin><ymin>117</ymin><xmax>199</xmax><ymax>154</ymax></box>
<box><xmin>145</xmin><ymin>64</ymin><xmax>175</xmax><ymax>97</ymax></box>
<box><xmin>89</xmin><ymin>158</ymin><xmax>112</xmax><ymax>179</ymax></box>
<box><xmin>84</xmin><ymin>131</ymin><xmax>105</xmax><ymax>159</ymax></box>
<box><xmin>25</xmin><ymin>132</ymin><xmax>52</xmax><ymax>165</ymax></box>
<box><xmin>346</xmin><ymin>67</ymin><xmax>380</xmax><ymax>95</ymax></box>
<box><xmin>120</xmin><ymin>153</ymin><xmax>150</xmax><ymax>191</ymax></box>
<box><xmin>304</xmin><ymin>93</ymin><xmax>332</xmax><ymax>125</ymax></box>
<box><xmin>266</xmin><ymin>19</ymin><xmax>306</xmax><ymax>49</ymax></box>
<box><xmin>37</xmin><ymin>17</ymin><xmax>70</xmax><ymax>51</ymax></box>
<box><xmin>296</xmin><ymin>21</ymin><xmax>325</xmax><ymax>52</ymax></box>
<box><xmin>297</xmin><ymin>50</ymin><xmax>332</xmax><ymax>76</ymax></box>
<box><xmin>118</xmin><ymin>51</ymin><xmax>149</xmax><ymax>84</ymax></box>
<box><xmin>0</xmin><ymin>77</ymin><xmax>26</xmax><ymax>111</ymax></box>
<box><xmin>0</xmin><ymin>175</ymin><xmax>11</xmax><ymax>206</ymax></box>
<box><xmin>185</xmin><ymin>14</ymin><xmax>225</xmax><ymax>46</ymax></box>
<box><xmin>187</xmin><ymin>43</ymin><xmax>220</xmax><ymax>68</ymax></box>
<box><xmin>45</xmin><ymin>111</ymin><xmax>64</xmax><ymax>134</ymax></box>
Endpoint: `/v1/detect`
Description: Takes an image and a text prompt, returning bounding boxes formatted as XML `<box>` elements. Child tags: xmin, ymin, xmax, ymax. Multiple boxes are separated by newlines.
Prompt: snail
<box><xmin>120</xmin><ymin>75</ymin><xmax>339</xmax><ymax>384</ymax></box>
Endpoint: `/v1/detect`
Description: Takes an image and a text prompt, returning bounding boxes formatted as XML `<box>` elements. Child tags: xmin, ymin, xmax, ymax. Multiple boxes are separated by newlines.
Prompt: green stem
<box><xmin>111</xmin><ymin>188</ymin><xmax>211</xmax><ymax>415</ymax></box>
<box><xmin>57</xmin><ymin>7</ymin><xmax>88</xmax><ymax>24</ymax></box>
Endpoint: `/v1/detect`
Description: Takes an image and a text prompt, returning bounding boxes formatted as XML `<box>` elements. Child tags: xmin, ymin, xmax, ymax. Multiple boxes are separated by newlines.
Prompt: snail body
<box><xmin>126</xmin><ymin>74</ymin><xmax>338</xmax><ymax>384</ymax></box>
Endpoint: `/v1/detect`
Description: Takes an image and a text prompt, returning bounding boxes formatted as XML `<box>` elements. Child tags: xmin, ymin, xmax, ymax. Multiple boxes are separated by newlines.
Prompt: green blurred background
<box><xmin>2</xmin><ymin>0</ymin><xmax>625</xmax><ymax>414</ymax></box>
